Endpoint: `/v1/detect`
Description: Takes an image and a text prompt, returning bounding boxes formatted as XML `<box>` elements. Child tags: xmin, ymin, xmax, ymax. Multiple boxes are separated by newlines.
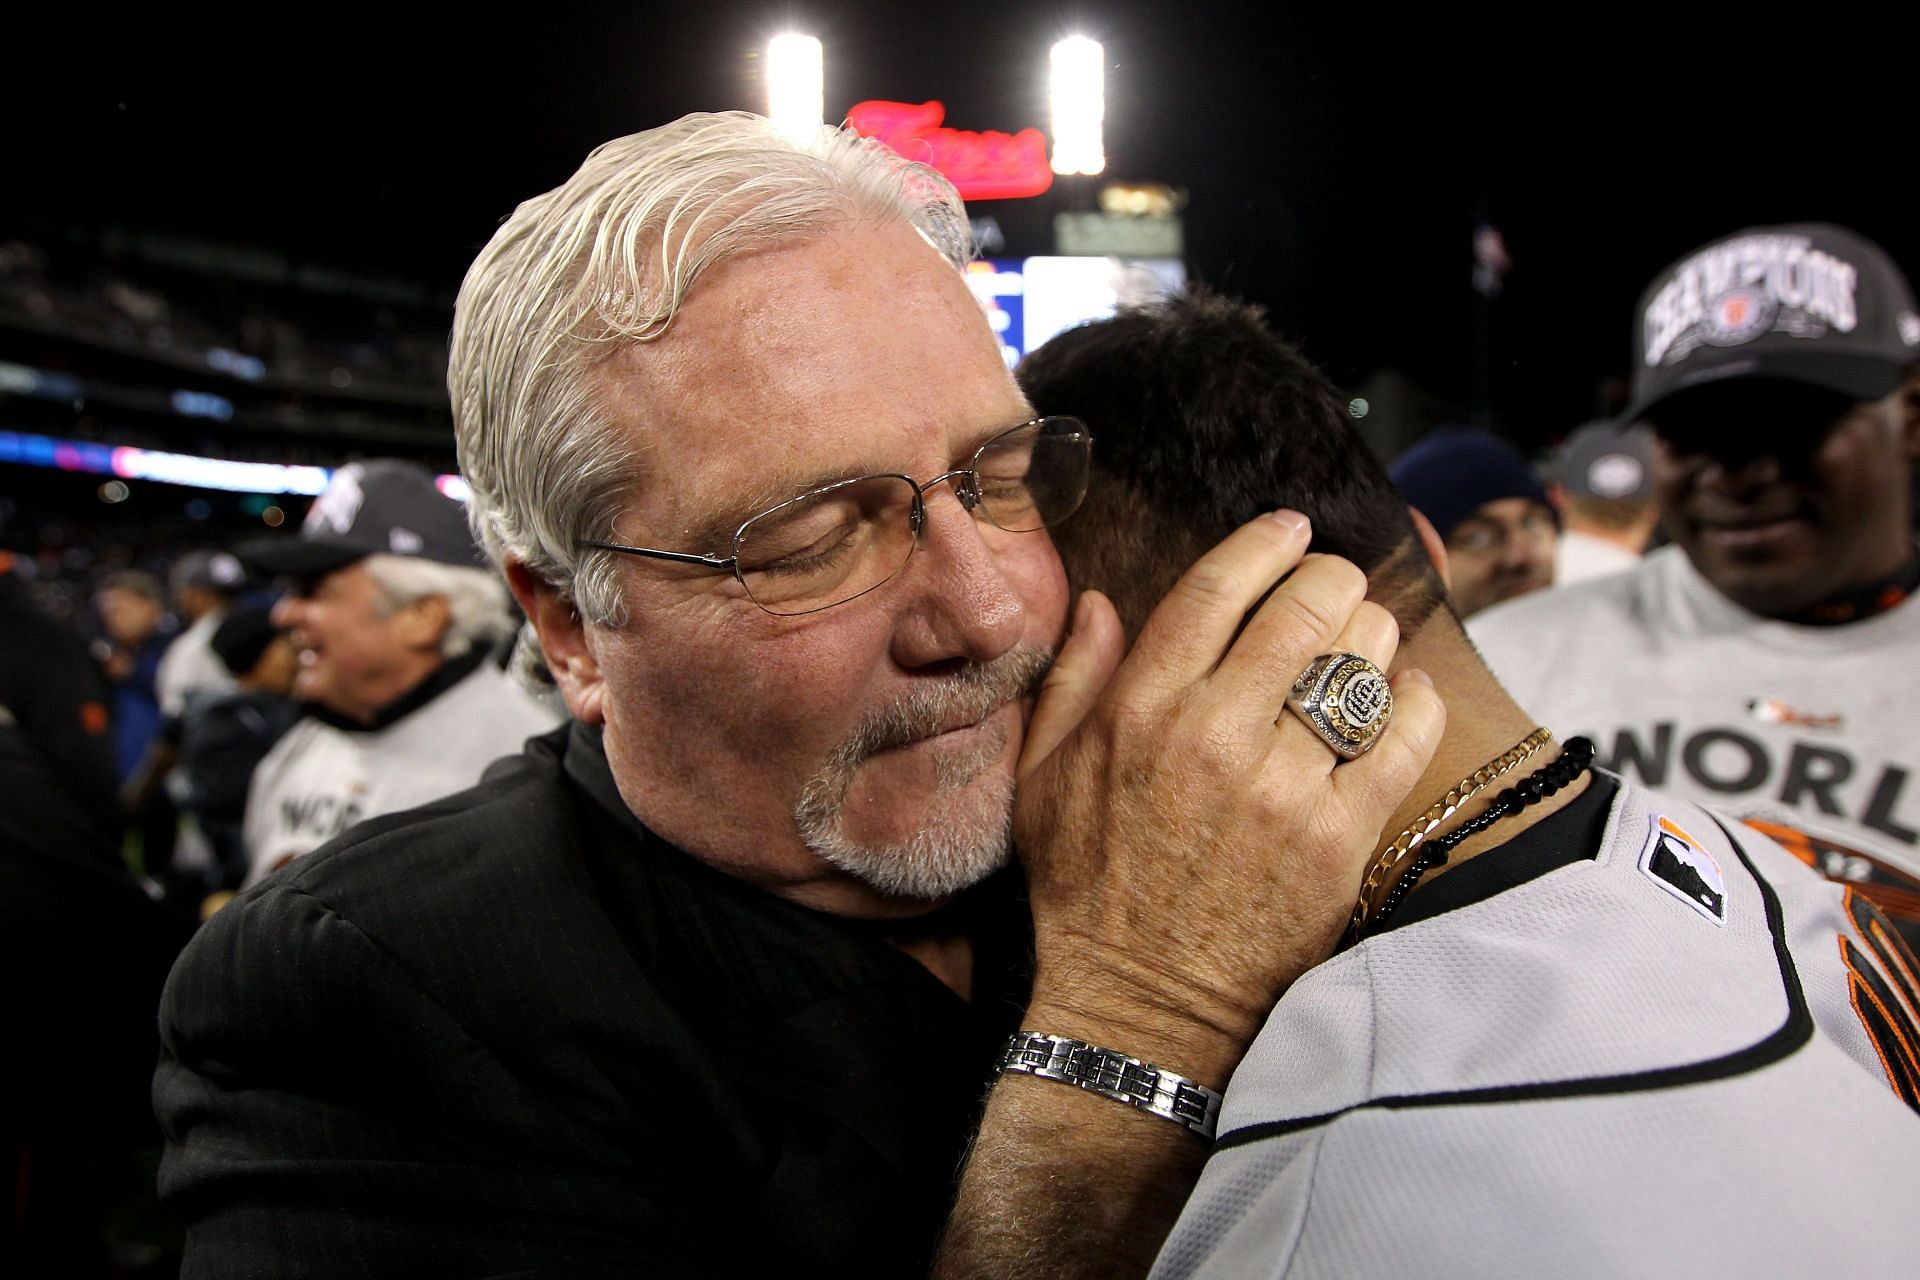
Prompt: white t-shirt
<box><xmin>1470</xmin><ymin>545</ymin><xmax>1920</xmax><ymax>940</ymax></box>
<box><xmin>1554</xmin><ymin>528</ymin><xmax>1640</xmax><ymax>585</ymax></box>
<box><xmin>243</xmin><ymin>659</ymin><xmax>560</xmax><ymax>886</ymax></box>
<box><xmin>1155</xmin><ymin>781</ymin><xmax>1920</xmax><ymax>1280</ymax></box>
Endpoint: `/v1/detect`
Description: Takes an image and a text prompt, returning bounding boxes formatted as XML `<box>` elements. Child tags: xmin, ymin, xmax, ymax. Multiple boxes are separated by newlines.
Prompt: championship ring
<box><xmin>1282</xmin><ymin>652</ymin><xmax>1393</xmax><ymax>760</ymax></box>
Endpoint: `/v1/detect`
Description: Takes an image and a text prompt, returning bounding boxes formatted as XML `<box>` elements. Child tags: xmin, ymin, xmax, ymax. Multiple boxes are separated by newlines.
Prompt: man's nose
<box><xmin>1698</xmin><ymin>449</ymin><xmax>1783</xmax><ymax>494</ymax></box>
<box><xmin>270</xmin><ymin>594</ymin><xmax>304</xmax><ymax>630</ymax></box>
<box><xmin>891</xmin><ymin>490</ymin><xmax>1029</xmax><ymax>666</ymax></box>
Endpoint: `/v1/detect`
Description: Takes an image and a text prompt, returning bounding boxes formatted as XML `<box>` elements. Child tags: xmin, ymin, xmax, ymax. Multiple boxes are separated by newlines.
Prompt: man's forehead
<box><xmin>593</xmin><ymin>221</ymin><xmax>1024</xmax><ymax>541</ymax></box>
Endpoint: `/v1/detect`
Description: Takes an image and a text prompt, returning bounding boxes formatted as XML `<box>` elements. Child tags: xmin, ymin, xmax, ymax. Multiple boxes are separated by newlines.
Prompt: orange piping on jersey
<box><xmin>1743</xmin><ymin>819</ymin><xmax>1817</xmax><ymax>867</ymax></box>
<box><xmin>1866</xmin><ymin>915</ymin><xmax>1920</xmax><ymax>1031</ymax></box>
<box><xmin>1842</xmin><ymin>939</ymin><xmax>1920</xmax><ymax>1095</ymax></box>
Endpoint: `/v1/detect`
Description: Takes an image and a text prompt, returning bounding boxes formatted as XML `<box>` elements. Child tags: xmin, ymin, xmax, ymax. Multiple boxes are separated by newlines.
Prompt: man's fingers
<box><xmin>1330</xmin><ymin>670</ymin><xmax>1447</xmax><ymax>825</ymax></box>
<box><xmin>1265</xmin><ymin>597</ymin><xmax>1399</xmax><ymax>763</ymax></box>
<box><xmin>1018</xmin><ymin>590</ymin><xmax>1126</xmax><ymax>783</ymax></box>
<box><xmin>1122</xmin><ymin>510</ymin><xmax>1312</xmax><ymax>695</ymax></box>
<box><xmin>1216</xmin><ymin>558</ymin><xmax>1380</xmax><ymax>713</ymax></box>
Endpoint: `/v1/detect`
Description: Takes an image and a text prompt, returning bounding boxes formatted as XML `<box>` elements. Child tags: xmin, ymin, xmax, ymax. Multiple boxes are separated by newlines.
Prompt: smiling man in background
<box><xmin>235</xmin><ymin>458</ymin><xmax>558</xmax><ymax>882</ymax></box>
<box><xmin>1473</xmin><ymin>224</ymin><xmax>1920</xmax><ymax>946</ymax></box>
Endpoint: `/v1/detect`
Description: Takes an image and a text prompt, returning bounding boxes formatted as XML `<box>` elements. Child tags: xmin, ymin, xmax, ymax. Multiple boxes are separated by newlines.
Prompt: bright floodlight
<box><xmin>767</xmin><ymin>34</ymin><xmax>823</xmax><ymax>144</ymax></box>
<box><xmin>1049</xmin><ymin>36</ymin><xmax>1105</xmax><ymax>176</ymax></box>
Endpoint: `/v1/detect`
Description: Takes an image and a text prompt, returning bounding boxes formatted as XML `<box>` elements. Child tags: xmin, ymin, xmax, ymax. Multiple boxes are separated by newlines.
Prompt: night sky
<box><xmin>9</xmin><ymin>4</ymin><xmax>1908</xmax><ymax>446</ymax></box>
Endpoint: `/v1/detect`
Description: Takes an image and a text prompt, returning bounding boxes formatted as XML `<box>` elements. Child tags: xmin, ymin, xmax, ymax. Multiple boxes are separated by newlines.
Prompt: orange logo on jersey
<box><xmin>80</xmin><ymin>701</ymin><xmax>108</xmax><ymax>735</ymax></box>
<box><xmin>1839</xmin><ymin>889</ymin><xmax>1920</xmax><ymax>1113</ymax></box>
<box><xmin>1746</xmin><ymin>698</ymin><xmax>1844</xmax><ymax>731</ymax></box>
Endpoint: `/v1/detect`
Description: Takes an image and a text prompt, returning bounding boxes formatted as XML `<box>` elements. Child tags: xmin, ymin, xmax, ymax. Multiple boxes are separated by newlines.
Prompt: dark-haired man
<box><xmin>936</xmin><ymin>289</ymin><xmax>1920</xmax><ymax>1279</ymax></box>
<box><xmin>1473</xmin><ymin>225</ymin><xmax>1920</xmax><ymax>947</ymax></box>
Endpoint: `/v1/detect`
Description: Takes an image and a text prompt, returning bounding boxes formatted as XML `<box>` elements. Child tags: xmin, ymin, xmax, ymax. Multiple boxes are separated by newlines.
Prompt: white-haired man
<box><xmin>154</xmin><ymin>115</ymin><xmax>1442</xmax><ymax>1276</ymax></box>
<box><xmin>235</xmin><ymin>458</ymin><xmax>560</xmax><ymax>883</ymax></box>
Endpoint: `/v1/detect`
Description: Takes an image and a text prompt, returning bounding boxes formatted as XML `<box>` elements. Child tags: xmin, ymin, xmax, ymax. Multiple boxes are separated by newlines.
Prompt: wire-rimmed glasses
<box><xmin>576</xmin><ymin>416</ymin><xmax>1092</xmax><ymax>616</ymax></box>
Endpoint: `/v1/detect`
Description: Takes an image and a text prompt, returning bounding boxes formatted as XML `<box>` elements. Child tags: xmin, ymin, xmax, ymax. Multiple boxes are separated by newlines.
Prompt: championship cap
<box><xmin>1626</xmin><ymin>223</ymin><xmax>1920</xmax><ymax>421</ymax></box>
<box><xmin>240</xmin><ymin>459</ymin><xmax>483</xmax><ymax>577</ymax></box>
<box><xmin>1554</xmin><ymin>420</ymin><xmax>1655</xmax><ymax>503</ymax></box>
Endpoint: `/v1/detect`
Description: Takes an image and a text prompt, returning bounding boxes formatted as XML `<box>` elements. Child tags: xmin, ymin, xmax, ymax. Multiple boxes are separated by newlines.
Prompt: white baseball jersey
<box><xmin>1471</xmin><ymin>545</ymin><xmax>1920</xmax><ymax>944</ymax></box>
<box><xmin>156</xmin><ymin>610</ymin><xmax>236</xmax><ymax>720</ymax></box>
<box><xmin>243</xmin><ymin>659</ymin><xmax>560</xmax><ymax>886</ymax></box>
<box><xmin>1154</xmin><ymin>779</ymin><xmax>1920</xmax><ymax>1280</ymax></box>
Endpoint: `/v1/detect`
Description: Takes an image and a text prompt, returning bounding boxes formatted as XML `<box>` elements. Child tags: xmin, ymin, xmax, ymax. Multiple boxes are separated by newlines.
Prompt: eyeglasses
<box><xmin>577</xmin><ymin>415</ymin><xmax>1092</xmax><ymax>616</ymax></box>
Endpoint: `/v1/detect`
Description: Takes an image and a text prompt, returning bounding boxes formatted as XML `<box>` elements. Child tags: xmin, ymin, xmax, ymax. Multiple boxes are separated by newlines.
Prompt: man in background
<box><xmin>155</xmin><ymin>549</ymin><xmax>245</xmax><ymax>721</ymax></box>
<box><xmin>1550</xmin><ymin>419</ymin><xmax>1660</xmax><ymax>583</ymax></box>
<box><xmin>1388</xmin><ymin>427</ymin><xmax>1557</xmax><ymax>617</ymax></box>
<box><xmin>1473</xmin><ymin>223</ymin><xmax>1920</xmax><ymax>947</ymax></box>
<box><xmin>93</xmin><ymin>569</ymin><xmax>169</xmax><ymax>785</ymax></box>
<box><xmin>237</xmin><ymin>458</ymin><xmax>559</xmax><ymax>883</ymax></box>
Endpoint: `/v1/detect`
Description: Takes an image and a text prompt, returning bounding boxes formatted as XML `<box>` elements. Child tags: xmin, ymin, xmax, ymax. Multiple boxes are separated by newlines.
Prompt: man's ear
<box><xmin>1408</xmin><ymin>506</ymin><xmax>1451</xmax><ymax>590</ymax></box>
<box><xmin>395</xmin><ymin>594</ymin><xmax>453</xmax><ymax>653</ymax></box>
<box><xmin>506</xmin><ymin>559</ymin><xmax>606</xmax><ymax>725</ymax></box>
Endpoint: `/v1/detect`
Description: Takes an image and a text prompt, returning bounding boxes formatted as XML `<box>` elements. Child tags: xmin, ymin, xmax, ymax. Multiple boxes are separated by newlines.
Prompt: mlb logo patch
<box><xmin>1639</xmin><ymin>816</ymin><xmax>1727</xmax><ymax>926</ymax></box>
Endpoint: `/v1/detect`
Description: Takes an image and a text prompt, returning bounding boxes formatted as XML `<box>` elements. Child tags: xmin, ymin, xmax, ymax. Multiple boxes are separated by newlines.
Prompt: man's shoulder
<box><xmin>442</xmin><ymin>660</ymin><xmax>563</xmax><ymax>730</ymax></box>
<box><xmin>263</xmin><ymin>727</ymin><xmax>576</xmax><ymax>903</ymax></box>
<box><xmin>181</xmin><ymin>728</ymin><xmax>605</xmax><ymax>1030</ymax></box>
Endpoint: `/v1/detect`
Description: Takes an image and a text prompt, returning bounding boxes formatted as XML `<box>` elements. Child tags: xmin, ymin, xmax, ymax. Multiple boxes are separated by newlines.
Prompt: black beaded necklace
<box><xmin>1368</xmin><ymin>736</ymin><xmax>1596</xmax><ymax>930</ymax></box>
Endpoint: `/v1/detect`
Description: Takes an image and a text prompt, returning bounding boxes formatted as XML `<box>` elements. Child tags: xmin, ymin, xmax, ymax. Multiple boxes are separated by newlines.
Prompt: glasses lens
<box><xmin>974</xmin><ymin>417</ymin><xmax>1092</xmax><ymax>533</ymax></box>
<box><xmin>734</xmin><ymin>475</ymin><xmax>919</xmax><ymax>615</ymax></box>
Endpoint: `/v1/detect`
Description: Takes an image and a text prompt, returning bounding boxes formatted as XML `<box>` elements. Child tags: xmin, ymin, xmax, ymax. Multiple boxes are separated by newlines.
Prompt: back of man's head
<box><xmin>447</xmin><ymin>111</ymin><xmax>972</xmax><ymax>630</ymax></box>
<box><xmin>1017</xmin><ymin>288</ymin><xmax>1448</xmax><ymax>638</ymax></box>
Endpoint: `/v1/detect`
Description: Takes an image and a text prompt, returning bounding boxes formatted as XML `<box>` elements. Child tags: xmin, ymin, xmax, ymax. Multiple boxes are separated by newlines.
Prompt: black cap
<box><xmin>240</xmin><ymin>459</ymin><xmax>484</xmax><ymax>578</ymax></box>
<box><xmin>1626</xmin><ymin>223</ymin><xmax>1920</xmax><ymax>422</ymax></box>
<box><xmin>1554</xmin><ymin>421</ymin><xmax>1655</xmax><ymax>502</ymax></box>
<box><xmin>1388</xmin><ymin>428</ymin><xmax>1552</xmax><ymax>542</ymax></box>
<box><xmin>209</xmin><ymin>605</ymin><xmax>283</xmax><ymax>676</ymax></box>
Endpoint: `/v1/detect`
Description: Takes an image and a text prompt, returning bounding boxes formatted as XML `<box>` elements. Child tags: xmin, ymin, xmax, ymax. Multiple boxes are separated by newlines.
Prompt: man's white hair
<box><xmin>447</xmin><ymin>111</ymin><xmax>972</xmax><ymax>628</ymax></box>
<box><xmin>361</xmin><ymin>553</ymin><xmax>517</xmax><ymax>660</ymax></box>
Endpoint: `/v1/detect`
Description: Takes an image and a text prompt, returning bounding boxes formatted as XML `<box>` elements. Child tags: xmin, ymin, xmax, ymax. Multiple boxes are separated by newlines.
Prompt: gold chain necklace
<box><xmin>1343</xmin><ymin>727</ymin><xmax>1552</xmax><ymax>944</ymax></box>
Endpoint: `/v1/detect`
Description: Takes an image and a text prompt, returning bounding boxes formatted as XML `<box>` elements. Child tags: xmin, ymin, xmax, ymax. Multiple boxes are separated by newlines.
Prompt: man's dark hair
<box><xmin>1018</xmin><ymin>288</ymin><xmax>1448</xmax><ymax>637</ymax></box>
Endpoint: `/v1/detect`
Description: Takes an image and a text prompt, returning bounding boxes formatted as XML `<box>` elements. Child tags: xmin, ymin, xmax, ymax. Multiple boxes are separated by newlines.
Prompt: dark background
<box><xmin>6</xmin><ymin>2</ymin><xmax>1908</xmax><ymax>442</ymax></box>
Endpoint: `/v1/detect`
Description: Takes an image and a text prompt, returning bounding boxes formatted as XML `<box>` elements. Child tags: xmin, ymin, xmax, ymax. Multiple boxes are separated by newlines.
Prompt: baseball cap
<box><xmin>170</xmin><ymin>549</ymin><xmax>247</xmax><ymax>595</ymax></box>
<box><xmin>239</xmin><ymin>459</ymin><xmax>483</xmax><ymax>578</ymax></box>
<box><xmin>1626</xmin><ymin>223</ymin><xmax>1920</xmax><ymax>422</ymax></box>
<box><xmin>209</xmin><ymin>604</ymin><xmax>284</xmax><ymax>677</ymax></box>
<box><xmin>1554</xmin><ymin>420</ymin><xmax>1655</xmax><ymax>502</ymax></box>
<box><xmin>1388</xmin><ymin>428</ymin><xmax>1552</xmax><ymax>542</ymax></box>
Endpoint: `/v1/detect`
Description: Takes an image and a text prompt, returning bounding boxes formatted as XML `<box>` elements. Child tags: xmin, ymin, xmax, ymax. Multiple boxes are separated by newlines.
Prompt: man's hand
<box><xmin>1016</xmin><ymin>509</ymin><xmax>1445</xmax><ymax>1072</ymax></box>
<box><xmin>935</xmin><ymin>512</ymin><xmax>1444</xmax><ymax>1279</ymax></box>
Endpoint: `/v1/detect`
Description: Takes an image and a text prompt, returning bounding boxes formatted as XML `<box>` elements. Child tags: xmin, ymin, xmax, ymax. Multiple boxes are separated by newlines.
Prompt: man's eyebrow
<box><xmin>675</xmin><ymin>414</ymin><xmax>1039</xmax><ymax>550</ymax></box>
<box><xmin>677</xmin><ymin>464</ymin><xmax>877</xmax><ymax>550</ymax></box>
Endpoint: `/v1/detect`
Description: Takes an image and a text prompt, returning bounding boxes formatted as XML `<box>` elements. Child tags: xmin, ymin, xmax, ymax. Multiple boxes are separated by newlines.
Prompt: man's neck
<box><xmin>1380</xmin><ymin>616</ymin><xmax>1593</xmax><ymax>880</ymax></box>
<box><xmin>1777</xmin><ymin>543</ymin><xmax>1920</xmax><ymax>626</ymax></box>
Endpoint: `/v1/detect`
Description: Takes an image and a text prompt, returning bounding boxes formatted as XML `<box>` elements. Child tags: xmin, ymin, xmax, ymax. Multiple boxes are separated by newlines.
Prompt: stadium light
<box><xmin>1049</xmin><ymin>36</ymin><xmax>1105</xmax><ymax>176</ymax></box>
<box><xmin>767</xmin><ymin>33</ymin><xmax>824</xmax><ymax>144</ymax></box>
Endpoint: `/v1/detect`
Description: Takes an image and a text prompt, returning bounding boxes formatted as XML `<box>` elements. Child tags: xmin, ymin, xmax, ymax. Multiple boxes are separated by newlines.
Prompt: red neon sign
<box><xmin>846</xmin><ymin>100</ymin><xmax>1053</xmax><ymax>201</ymax></box>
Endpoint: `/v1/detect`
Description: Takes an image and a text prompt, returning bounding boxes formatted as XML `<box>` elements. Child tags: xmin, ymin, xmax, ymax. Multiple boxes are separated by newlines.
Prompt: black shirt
<box><xmin>157</xmin><ymin>721</ymin><xmax>1032</xmax><ymax>1278</ymax></box>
